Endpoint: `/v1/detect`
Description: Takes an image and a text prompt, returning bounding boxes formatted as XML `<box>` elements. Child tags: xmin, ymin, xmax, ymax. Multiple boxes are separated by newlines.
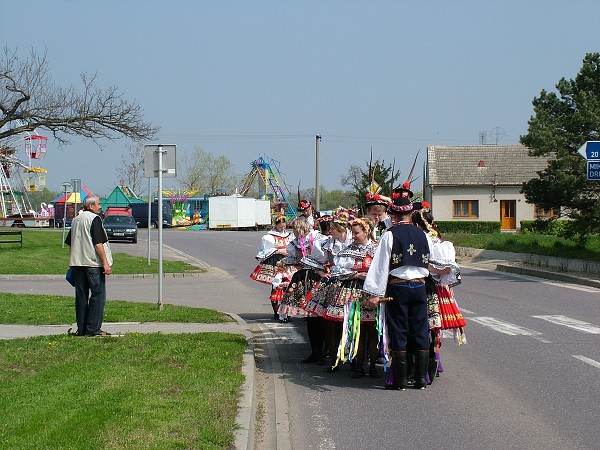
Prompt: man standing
<box><xmin>364</xmin><ymin>196</ymin><xmax>432</xmax><ymax>390</ymax></box>
<box><xmin>66</xmin><ymin>194</ymin><xmax>113</xmax><ymax>336</ymax></box>
<box><xmin>297</xmin><ymin>199</ymin><xmax>317</xmax><ymax>228</ymax></box>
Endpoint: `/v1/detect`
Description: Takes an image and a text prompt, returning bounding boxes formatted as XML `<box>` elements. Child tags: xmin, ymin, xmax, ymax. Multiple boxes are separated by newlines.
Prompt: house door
<box><xmin>500</xmin><ymin>200</ymin><xmax>516</xmax><ymax>230</ymax></box>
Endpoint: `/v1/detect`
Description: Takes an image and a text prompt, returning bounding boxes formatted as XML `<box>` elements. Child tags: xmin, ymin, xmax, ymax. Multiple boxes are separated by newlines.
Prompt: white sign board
<box><xmin>144</xmin><ymin>144</ymin><xmax>177</xmax><ymax>178</ymax></box>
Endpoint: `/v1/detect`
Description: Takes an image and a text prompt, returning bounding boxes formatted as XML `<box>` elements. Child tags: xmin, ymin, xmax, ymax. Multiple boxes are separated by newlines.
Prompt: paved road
<box><xmin>158</xmin><ymin>230</ymin><xmax>600</xmax><ymax>450</ymax></box>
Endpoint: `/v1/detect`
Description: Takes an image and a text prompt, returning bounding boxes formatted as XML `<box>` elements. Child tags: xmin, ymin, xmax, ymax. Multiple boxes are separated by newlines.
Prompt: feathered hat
<box><xmin>297</xmin><ymin>181</ymin><xmax>312</xmax><ymax>212</ymax></box>
<box><xmin>392</xmin><ymin>150</ymin><xmax>420</xmax><ymax>200</ymax></box>
<box><xmin>364</xmin><ymin>149</ymin><xmax>390</xmax><ymax>207</ymax></box>
<box><xmin>387</xmin><ymin>196</ymin><xmax>413</xmax><ymax>215</ymax></box>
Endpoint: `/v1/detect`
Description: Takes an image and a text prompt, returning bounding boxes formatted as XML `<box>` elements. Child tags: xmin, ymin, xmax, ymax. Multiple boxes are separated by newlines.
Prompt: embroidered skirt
<box><xmin>306</xmin><ymin>278</ymin><xmax>374</xmax><ymax>321</ymax></box>
<box><xmin>250</xmin><ymin>253</ymin><xmax>285</xmax><ymax>285</ymax></box>
<box><xmin>436</xmin><ymin>285</ymin><xmax>466</xmax><ymax>330</ymax></box>
<box><xmin>425</xmin><ymin>277</ymin><xmax>442</xmax><ymax>330</ymax></box>
<box><xmin>278</xmin><ymin>268</ymin><xmax>321</xmax><ymax>317</ymax></box>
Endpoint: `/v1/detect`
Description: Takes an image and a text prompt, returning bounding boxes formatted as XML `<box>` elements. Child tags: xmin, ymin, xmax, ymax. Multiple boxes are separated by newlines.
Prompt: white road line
<box><xmin>460</xmin><ymin>307</ymin><xmax>475</xmax><ymax>315</ymax></box>
<box><xmin>532</xmin><ymin>315</ymin><xmax>600</xmax><ymax>334</ymax></box>
<box><xmin>572</xmin><ymin>355</ymin><xmax>600</xmax><ymax>369</ymax></box>
<box><xmin>469</xmin><ymin>317</ymin><xmax>543</xmax><ymax>336</ymax></box>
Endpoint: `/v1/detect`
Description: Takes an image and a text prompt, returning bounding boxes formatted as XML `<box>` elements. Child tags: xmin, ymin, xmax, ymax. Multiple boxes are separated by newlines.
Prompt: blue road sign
<box><xmin>588</xmin><ymin>160</ymin><xmax>600</xmax><ymax>180</ymax></box>
<box><xmin>578</xmin><ymin>141</ymin><xmax>600</xmax><ymax>160</ymax></box>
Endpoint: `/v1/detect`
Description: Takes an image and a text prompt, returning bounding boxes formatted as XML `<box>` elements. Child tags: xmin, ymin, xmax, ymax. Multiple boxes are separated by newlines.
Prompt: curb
<box><xmin>0</xmin><ymin>272</ymin><xmax>206</xmax><ymax>281</ymax></box>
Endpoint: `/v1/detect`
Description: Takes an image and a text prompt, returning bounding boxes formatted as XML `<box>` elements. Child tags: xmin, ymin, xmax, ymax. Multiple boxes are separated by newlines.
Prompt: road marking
<box><xmin>469</xmin><ymin>317</ymin><xmax>542</xmax><ymax>336</ymax></box>
<box><xmin>572</xmin><ymin>355</ymin><xmax>600</xmax><ymax>369</ymax></box>
<box><xmin>460</xmin><ymin>307</ymin><xmax>475</xmax><ymax>315</ymax></box>
<box><xmin>267</xmin><ymin>322</ymin><xmax>307</xmax><ymax>344</ymax></box>
<box><xmin>532</xmin><ymin>315</ymin><xmax>600</xmax><ymax>334</ymax></box>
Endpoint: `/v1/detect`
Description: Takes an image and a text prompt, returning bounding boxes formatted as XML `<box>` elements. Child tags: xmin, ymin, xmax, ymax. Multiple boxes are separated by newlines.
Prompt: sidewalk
<box><xmin>456</xmin><ymin>247</ymin><xmax>600</xmax><ymax>289</ymax></box>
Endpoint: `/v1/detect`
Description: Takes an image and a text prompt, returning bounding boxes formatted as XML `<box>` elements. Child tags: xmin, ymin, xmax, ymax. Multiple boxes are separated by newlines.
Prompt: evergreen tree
<box><xmin>341</xmin><ymin>159</ymin><xmax>397</xmax><ymax>214</ymax></box>
<box><xmin>521</xmin><ymin>53</ymin><xmax>600</xmax><ymax>239</ymax></box>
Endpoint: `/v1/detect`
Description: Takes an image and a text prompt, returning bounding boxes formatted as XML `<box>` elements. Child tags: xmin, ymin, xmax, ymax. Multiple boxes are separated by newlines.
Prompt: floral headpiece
<box><xmin>350</xmin><ymin>217</ymin><xmax>372</xmax><ymax>234</ymax></box>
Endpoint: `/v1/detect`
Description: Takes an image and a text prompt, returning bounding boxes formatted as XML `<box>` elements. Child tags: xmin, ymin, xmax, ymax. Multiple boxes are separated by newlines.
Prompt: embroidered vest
<box><xmin>389</xmin><ymin>224</ymin><xmax>429</xmax><ymax>271</ymax></box>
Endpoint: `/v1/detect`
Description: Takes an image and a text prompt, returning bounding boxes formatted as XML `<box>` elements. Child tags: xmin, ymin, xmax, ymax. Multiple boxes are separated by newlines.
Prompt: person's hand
<box><xmin>354</xmin><ymin>272</ymin><xmax>367</xmax><ymax>280</ymax></box>
<box><xmin>366</xmin><ymin>296</ymin><xmax>381</xmax><ymax>307</ymax></box>
<box><xmin>317</xmin><ymin>270</ymin><xmax>330</xmax><ymax>279</ymax></box>
<box><xmin>103</xmin><ymin>263</ymin><xmax>112</xmax><ymax>275</ymax></box>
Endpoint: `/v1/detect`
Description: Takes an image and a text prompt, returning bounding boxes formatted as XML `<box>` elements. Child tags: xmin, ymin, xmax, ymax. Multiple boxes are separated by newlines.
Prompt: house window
<box><xmin>534</xmin><ymin>205</ymin><xmax>559</xmax><ymax>219</ymax></box>
<box><xmin>453</xmin><ymin>200</ymin><xmax>479</xmax><ymax>218</ymax></box>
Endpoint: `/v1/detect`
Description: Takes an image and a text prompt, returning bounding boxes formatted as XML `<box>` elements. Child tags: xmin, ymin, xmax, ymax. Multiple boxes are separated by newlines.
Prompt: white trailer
<box><xmin>255</xmin><ymin>199</ymin><xmax>272</xmax><ymax>228</ymax></box>
<box><xmin>208</xmin><ymin>196</ymin><xmax>271</xmax><ymax>229</ymax></box>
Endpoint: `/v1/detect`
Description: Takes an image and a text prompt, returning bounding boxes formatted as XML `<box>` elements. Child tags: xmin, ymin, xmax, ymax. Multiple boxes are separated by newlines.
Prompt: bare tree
<box><xmin>0</xmin><ymin>47</ymin><xmax>158</xmax><ymax>146</ymax></box>
<box><xmin>179</xmin><ymin>147</ymin><xmax>238</xmax><ymax>195</ymax></box>
<box><xmin>115</xmin><ymin>142</ymin><xmax>146</xmax><ymax>196</ymax></box>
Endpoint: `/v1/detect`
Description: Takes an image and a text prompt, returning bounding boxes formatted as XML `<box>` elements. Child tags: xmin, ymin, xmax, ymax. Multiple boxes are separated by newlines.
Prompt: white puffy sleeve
<box><xmin>430</xmin><ymin>240</ymin><xmax>461</xmax><ymax>286</ymax></box>
<box><xmin>256</xmin><ymin>233</ymin><xmax>277</xmax><ymax>260</ymax></box>
<box><xmin>363</xmin><ymin>231</ymin><xmax>393</xmax><ymax>297</ymax></box>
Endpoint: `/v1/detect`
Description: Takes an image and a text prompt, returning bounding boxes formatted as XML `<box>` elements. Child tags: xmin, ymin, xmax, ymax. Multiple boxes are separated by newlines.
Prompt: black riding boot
<box><xmin>386</xmin><ymin>350</ymin><xmax>408</xmax><ymax>390</ymax></box>
<box><xmin>414</xmin><ymin>349</ymin><xmax>428</xmax><ymax>389</ymax></box>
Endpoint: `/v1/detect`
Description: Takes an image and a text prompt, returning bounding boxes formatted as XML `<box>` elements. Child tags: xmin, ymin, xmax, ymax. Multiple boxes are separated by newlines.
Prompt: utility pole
<box><xmin>315</xmin><ymin>134</ymin><xmax>321</xmax><ymax>212</ymax></box>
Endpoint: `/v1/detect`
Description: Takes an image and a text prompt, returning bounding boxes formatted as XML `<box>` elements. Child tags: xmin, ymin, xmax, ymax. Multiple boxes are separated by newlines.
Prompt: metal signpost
<box><xmin>60</xmin><ymin>182</ymin><xmax>72</xmax><ymax>248</ymax></box>
<box><xmin>144</xmin><ymin>144</ymin><xmax>177</xmax><ymax>310</ymax></box>
<box><xmin>578</xmin><ymin>141</ymin><xmax>600</xmax><ymax>181</ymax></box>
<box><xmin>71</xmin><ymin>178</ymin><xmax>81</xmax><ymax>216</ymax></box>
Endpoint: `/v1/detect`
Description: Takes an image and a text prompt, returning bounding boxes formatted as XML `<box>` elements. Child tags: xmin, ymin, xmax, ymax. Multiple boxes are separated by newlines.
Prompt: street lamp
<box><xmin>315</xmin><ymin>134</ymin><xmax>321</xmax><ymax>212</ymax></box>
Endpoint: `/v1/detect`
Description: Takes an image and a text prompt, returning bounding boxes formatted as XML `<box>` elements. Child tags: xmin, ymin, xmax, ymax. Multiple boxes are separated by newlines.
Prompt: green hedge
<box><xmin>520</xmin><ymin>220</ymin><xmax>568</xmax><ymax>235</ymax></box>
<box><xmin>436</xmin><ymin>221</ymin><xmax>501</xmax><ymax>234</ymax></box>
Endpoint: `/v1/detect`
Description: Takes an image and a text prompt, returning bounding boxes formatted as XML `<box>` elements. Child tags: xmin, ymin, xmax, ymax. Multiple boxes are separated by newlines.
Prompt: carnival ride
<box><xmin>0</xmin><ymin>132</ymin><xmax>51</xmax><ymax>227</ymax></box>
<box><xmin>239</xmin><ymin>156</ymin><xmax>295</xmax><ymax>219</ymax></box>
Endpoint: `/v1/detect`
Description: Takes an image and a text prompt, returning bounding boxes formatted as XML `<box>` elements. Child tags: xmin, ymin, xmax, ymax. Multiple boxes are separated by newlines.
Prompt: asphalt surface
<box><xmin>1</xmin><ymin>236</ymin><xmax>599</xmax><ymax>450</ymax></box>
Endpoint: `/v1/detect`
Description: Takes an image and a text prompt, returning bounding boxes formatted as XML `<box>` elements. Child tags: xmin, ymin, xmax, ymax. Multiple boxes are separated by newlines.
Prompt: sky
<box><xmin>1</xmin><ymin>1</ymin><xmax>599</xmax><ymax>201</ymax></box>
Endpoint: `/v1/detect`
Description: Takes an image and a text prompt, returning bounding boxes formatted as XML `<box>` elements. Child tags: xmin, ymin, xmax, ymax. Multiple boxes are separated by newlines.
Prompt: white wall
<box><xmin>429</xmin><ymin>185</ymin><xmax>537</xmax><ymax>229</ymax></box>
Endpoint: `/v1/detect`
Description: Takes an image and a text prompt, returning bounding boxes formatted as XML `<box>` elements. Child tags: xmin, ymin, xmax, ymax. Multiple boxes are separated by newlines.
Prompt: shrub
<box><xmin>436</xmin><ymin>221</ymin><xmax>501</xmax><ymax>234</ymax></box>
<box><xmin>520</xmin><ymin>220</ymin><xmax>568</xmax><ymax>235</ymax></box>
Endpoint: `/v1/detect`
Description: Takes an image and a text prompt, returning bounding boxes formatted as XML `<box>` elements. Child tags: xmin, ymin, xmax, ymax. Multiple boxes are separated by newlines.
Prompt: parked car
<box><xmin>130</xmin><ymin>202</ymin><xmax>173</xmax><ymax>228</ymax></box>
<box><xmin>103</xmin><ymin>214</ymin><xmax>138</xmax><ymax>243</ymax></box>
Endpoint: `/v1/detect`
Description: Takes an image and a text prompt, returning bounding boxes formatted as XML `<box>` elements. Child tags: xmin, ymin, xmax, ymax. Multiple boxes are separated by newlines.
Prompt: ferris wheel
<box><xmin>0</xmin><ymin>127</ymin><xmax>50</xmax><ymax>224</ymax></box>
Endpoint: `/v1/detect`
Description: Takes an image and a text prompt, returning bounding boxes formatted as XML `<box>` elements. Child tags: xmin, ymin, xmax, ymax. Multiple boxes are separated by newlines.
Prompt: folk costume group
<box><xmin>250</xmin><ymin>181</ymin><xmax>466</xmax><ymax>390</ymax></box>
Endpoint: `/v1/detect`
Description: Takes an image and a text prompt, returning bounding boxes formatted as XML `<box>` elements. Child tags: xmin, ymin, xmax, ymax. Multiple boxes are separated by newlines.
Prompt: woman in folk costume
<box><xmin>277</xmin><ymin>216</ymin><xmax>326</xmax><ymax>321</ymax></box>
<box><xmin>250</xmin><ymin>215</ymin><xmax>293</xmax><ymax>319</ymax></box>
<box><xmin>301</xmin><ymin>215</ymin><xmax>334</xmax><ymax>363</ymax></box>
<box><xmin>413</xmin><ymin>203</ymin><xmax>466</xmax><ymax>381</ymax></box>
<box><xmin>304</xmin><ymin>212</ymin><xmax>356</xmax><ymax>372</ymax></box>
<box><xmin>332</xmin><ymin>218</ymin><xmax>381</xmax><ymax>378</ymax></box>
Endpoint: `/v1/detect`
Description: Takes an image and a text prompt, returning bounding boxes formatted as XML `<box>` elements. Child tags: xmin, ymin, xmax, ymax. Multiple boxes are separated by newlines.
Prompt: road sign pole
<box><xmin>147</xmin><ymin>177</ymin><xmax>152</xmax><ymax>265</ymax></box>
<box><xmin>143</xmin><ymin>144</ymin><xmax>176</xmax><ymax>311</ymax></box>
<box><xmin>61</xmin><ymin>182</ymin><xmax>72</xmax><ymax>248</ymax></box>
<box><xmin>157</xmin><ymin>146</ymin><xmax>164</xmax><ymax>311</ymax></box>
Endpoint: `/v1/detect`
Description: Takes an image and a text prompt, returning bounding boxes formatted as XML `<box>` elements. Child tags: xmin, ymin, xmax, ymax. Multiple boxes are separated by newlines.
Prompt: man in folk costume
<box><xmin>365</xmin><ymin>180</ymin><xmax>392</xmax><ymax>240</ymax></box>
<box><xmin>364</xmin><ymin>196</ymin><xmax>433</xmax><ymax>390</ymax></box>
<box><xmin>364</xmin><ymin>151</ymin><xmax>394</xmax><ymax>238</ymax></box>
<box><xmin>297</xmin><ymin>182</ymin><xmax>318</xmax><ymax>228</ymax></box>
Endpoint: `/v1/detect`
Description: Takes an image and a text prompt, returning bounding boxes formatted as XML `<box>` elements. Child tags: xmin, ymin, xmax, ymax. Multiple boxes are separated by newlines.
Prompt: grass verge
<box><xmin>446</xmin><ymin>232</ymin><xmax>600</xmax><ymax>262</ymax></box>
<box><xmin>0</xmin><ymin>293</ymin><xmax>234</xmax><ymax>325</ymax></box>
<box><xmin>0</xmin><ymin>229</ymin><xmax>202</xmax><ymax>275</ymax></box>
<box><xmin>0</xmin><ymin>333</ymin><xmax>246</xmax><ymax>449</ymax></box>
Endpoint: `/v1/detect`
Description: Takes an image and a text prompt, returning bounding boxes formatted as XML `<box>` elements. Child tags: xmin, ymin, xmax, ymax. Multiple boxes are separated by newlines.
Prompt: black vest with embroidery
<box><xmin>389</xmin><ymin>224</ymin><xmax>430</xmax><ymax>270</ymax></box>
